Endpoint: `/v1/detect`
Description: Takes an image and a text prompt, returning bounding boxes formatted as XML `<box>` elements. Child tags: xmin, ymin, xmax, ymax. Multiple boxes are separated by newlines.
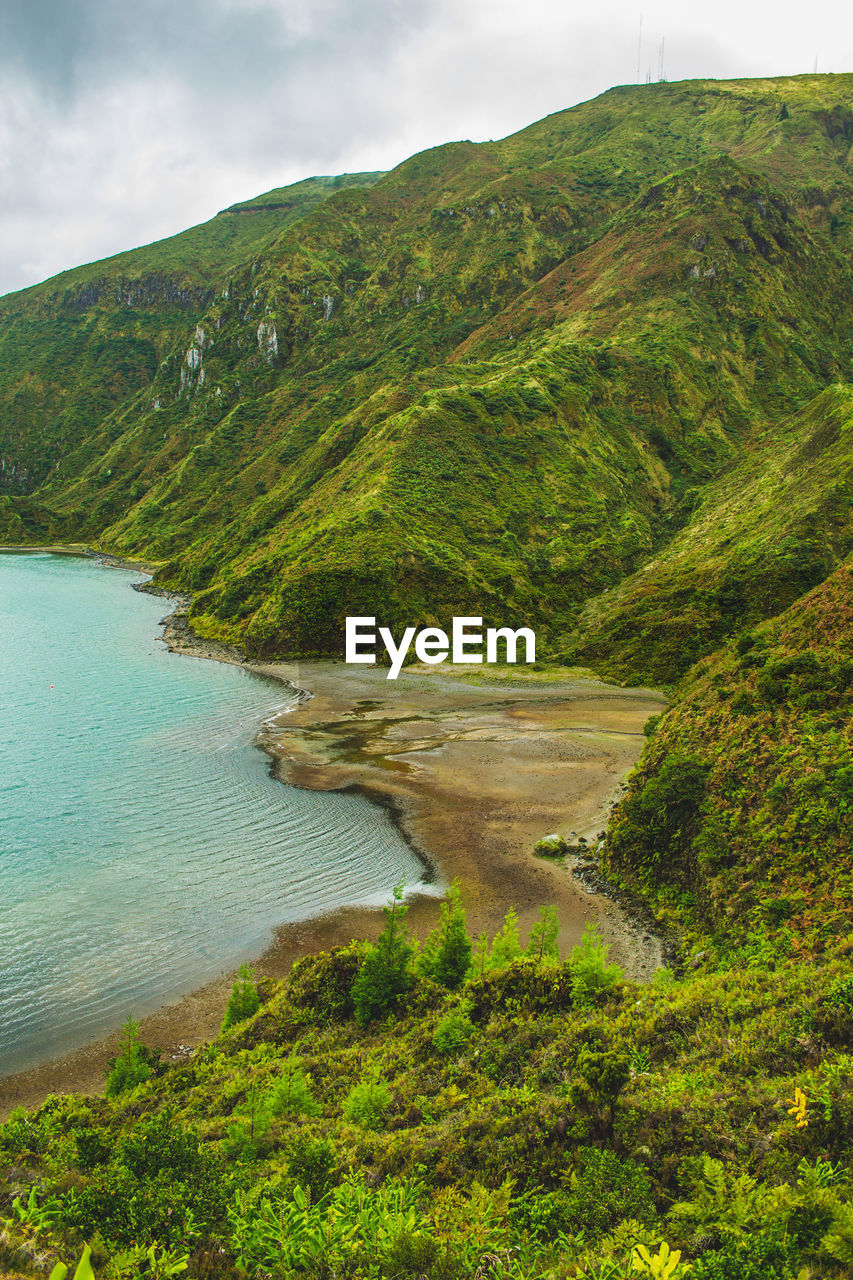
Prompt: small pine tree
<box><xmin>223</xmin><ymin>1080</ymin><xmax>271</xmax><ymax>1161</ymax></box>
<box><xmin>222</xmin><ymin>963</ymin><xmax>261</xmax><ymax>1031</ymax></box>
<box><xmin>570</xmin><ymin>923</ymin><xmax>622</xmax><ymax>1005</ymax></box>
<box><xmin>343</xmin><ymin>1070</ymin><xmax>392</xmax><ymax>1129</ymax></box>
<box><xmin>105</xmin><ymin>1017</ymin><xmax>152</xmax><ymax>1097</ymax></box>
<box><xmin>352</xmin><ymin>883</ymin><xmax>413</xmax><ymax>1025</ymax></box>
<box><xmin>267</xmin><ymin>1055</ymin><xmax>320</xmax><ymax>1117</ymax></box>
<box><xmin>526</xmin><ymin>904</ymin><xmax>560</xmax><ymax>966</ymax></box>
<box><xmin>433</xmin><ymin>1002</ymin><xmax>476</xmax><ymax>1055</ymax></box>
<box><xmin>417</xmin><ymin>880</ymin><xmax>472</xmax><ymax>989</ymax></box>
<box><xmin>488</xmin><ymin>908</ymin><xmax>523</xmax><ymax>971</ymax></box>
<box><xmin>473</xmin><ymin>930</ymin><xmax>490</xmax><ymax>980</ymax></box>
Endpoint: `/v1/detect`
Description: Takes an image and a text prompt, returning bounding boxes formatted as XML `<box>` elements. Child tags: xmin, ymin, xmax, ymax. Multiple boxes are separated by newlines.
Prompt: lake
<box><xmin>0</xmin><ymin>553</ymin><xmax>429</xmax><ymax>1073</ymax></box>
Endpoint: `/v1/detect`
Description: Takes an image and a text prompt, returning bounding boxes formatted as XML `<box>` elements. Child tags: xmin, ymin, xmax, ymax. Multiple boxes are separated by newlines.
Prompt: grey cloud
<box><xmin>0</xmin><ymin>0</ymin><xmax>848</xmax><ymax>297</ymax></box>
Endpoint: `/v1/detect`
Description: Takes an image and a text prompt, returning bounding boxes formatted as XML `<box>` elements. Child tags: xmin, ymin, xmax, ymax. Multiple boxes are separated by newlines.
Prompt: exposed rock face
<box><xmin>65</xmin><ymin>275</ymin><xmax>214</xmax><ymax>312</ymax></box>
<box><xmin>0</xmin><ymin>456</ymin><xmax>31</xmax><ymax>494</ymax></box>
<box><xmin>257</xmin><ymin>317</ymin><xmax>279</xmax><ymax>363</ymax></box>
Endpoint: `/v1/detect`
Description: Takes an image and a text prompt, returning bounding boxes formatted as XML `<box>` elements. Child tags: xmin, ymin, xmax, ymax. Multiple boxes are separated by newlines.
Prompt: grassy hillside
<box><xmin>2</xmin><ymin>75</ymin><xmax>853</xmax><ymax>656</ymax></box>
<box><xmin>602</xmin><ymin>554</ymin><xmax>853</xmax><ymax>952</ymax></box>
<box><xmin>5</xmin><ymin>429</ymin><xmax>853</xmax><ymax>1280</ymax></box>
<box><xmin>3</xmin><ymin>889</ymin><xmax>853</xmax><ymax>1278</ymax></box>
<box><xmin>0</xmin><ymin>173</ymin><xmax>383</xmax><ymax>503</ymax></box>
<box><xmin>566</xmin><ymin>385</ymin><xmax>853</xmax><ymax>684</ymax></box>
<box><xmin>4</xmin><ymin>73</ymin><xmax>853</xmax><ymax>1280</ymax></box>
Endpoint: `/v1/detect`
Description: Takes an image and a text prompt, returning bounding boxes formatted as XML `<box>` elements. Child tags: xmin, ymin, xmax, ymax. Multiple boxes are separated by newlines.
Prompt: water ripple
<box><xmin>0</xmin><ymin>554</ymin><xmax>431</xmax><ymax>1074</ymax></box>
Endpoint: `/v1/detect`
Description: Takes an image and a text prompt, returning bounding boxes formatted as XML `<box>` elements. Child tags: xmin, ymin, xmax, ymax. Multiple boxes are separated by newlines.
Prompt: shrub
<box><xmin>693</xmin><ymin>1232</ymin><xmax>798</xmax><ymax>1279</ymax></box>
<box><xmin>61</xmin><ymin>1138</ymin><xmax>231</xmax><ymax>1248</ymax></box>
<box><xmin>222</xmin><ymin>1084</ymin><xmax>271</xmax><ymax>1161</ymax></box>
<box><xmin>527</xmin><ymin>905</ymin><xmax>560</xmax><ymax>966</ymax></box>
<box><xmin>343</xmin><ymin>1072</ymin><xmax>392</xmax><ymax>1130</ymax></box>
<box><xmin>353</xmin><ymin>884</ymin><xmax>413</xmax><ymax>1025</ymax></box>
<box><xmin>380</xmin><ymin>1228</ymin><xmax>439</xmax><ymax>1277</ymax></box>
<box><xmin>266</xmin><ymin>1055</ymin><xmax>320</xmax><ymax>1118</ymax></box>
<box><xmin>104</xmin><ymin>1017</ymin><xmax>154</xmax><ymax>1097</ymax></box>
<box><xmin>417</xmin><ymin>880</ymin><xmax>472</xmax><ymax>989</ymax></box>
<box><xmin>569</xmin><ymin>924</ymin><xmax>622</xmax><ymax>1005</ymax></box>
<box><xmin>286</xmin><ymin>943</ymin><xmax>364</xmax><ymax>1022</ymax></box>
<box><xmin>285</xmin><ymin>1136</ymin><xmax>337</xmax><ymax>1199</ymax></box>
<box><xmin>75</xmin><ymin>1127</ymin><xmax>111</xmax><ymax>1170</ymax></box>
<box><xmin>561</xmin><ymin>1147</ymin><xmax>655</xmax><ymax>1235</ymax></box>
<box><xmin>826</xmin><ymin>974</ymin><xmax>853</xmax><ymax>1014</ymax></box>
<box><xmin>118</xmin><ymin>1111</ymin><xmax>209</xmax><ymax>1181</ymax></box>
<box><xmin>568</xmin><ymin>1048</ymin><xmax>631</xmax><ymax>1141</ymax></box>
<box><xmin>488</xmin><ymin>908</ymin><xmax>523</xmax><ymax>971</ymax></box>
<box><xmin>433</xmin><ymin>1004</ymin><xmax>475</xmax><ymax>1056</ymax></box>
<box><xmin>221</xmin><ymin>964</ymin><xmax>261</xmax><ymax>1031</ymax></box>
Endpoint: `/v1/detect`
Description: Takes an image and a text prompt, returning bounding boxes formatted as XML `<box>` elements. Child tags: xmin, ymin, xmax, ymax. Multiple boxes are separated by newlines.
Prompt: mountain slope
<box><xmin>566</xmin><ymin>384</ymin><xmax>853</xmax><ymax>684</ymax></box>
<box><xmin>2</xmin><ymin>75</ymin><xmax>853</xmax><ymax>658</ymax></box>
<box><xmin>604</xmin><ymin>552</ymin><xmax>853</xmax><ymax>951</ymax></box>
<box><xmin>0</xmin><ymin>172</ymin><xmax>384</xmax><ymax>500</ymax></box>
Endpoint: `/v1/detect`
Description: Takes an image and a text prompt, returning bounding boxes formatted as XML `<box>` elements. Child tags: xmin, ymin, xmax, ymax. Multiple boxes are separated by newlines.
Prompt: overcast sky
<box><xmin>0</xmin><ymin>0</ymin><xmax>850</xmax><ymax>297</ymax></box>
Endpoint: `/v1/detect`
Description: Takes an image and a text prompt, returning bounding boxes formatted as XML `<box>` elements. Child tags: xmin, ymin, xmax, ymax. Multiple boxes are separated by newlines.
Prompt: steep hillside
<box><xmin>2</xmin><ymin>75</ymin><xmax>853</xmax><ymax>656</ymax></box>
<box><xmin>604</xmin><ymin>554</ymin><xmax>853</xmax><ymax>951</ymax></box>
<box><xmin>4</xmin><ymin>885</ymin><xmax>853</xmax><ymax>1278</ymax></box>
<box><xmin>566</xmin><ymin>385</ymin><xmax>853</xmax><ymax>684</ymax></box>
<box><xmin>0</xmin><ymin>173</ymin><xmax>383</xmax><ymax>500</ymax></box>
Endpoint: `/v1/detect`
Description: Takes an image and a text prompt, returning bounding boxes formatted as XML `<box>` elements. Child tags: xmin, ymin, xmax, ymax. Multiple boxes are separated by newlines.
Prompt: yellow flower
<box><xmin>787</xmin><ymin>1086</ymin><xmax>809</xmax><ymax>1128</ymax></box>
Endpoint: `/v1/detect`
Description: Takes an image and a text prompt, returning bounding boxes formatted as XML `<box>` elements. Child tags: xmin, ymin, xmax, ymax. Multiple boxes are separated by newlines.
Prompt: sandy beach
<box><xmin>0</xmin><ymin>610</ymin><xmax>665</xmax><ymax>1118</ymax></box>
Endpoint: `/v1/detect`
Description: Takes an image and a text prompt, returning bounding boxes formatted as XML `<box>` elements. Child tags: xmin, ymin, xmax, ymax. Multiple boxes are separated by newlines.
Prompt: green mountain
<box><xmin>0</xmin><ymin>173</ymin><xmax>384</xmax><ymax>502</ymax></box>
<box><xmin>2</xmin><ymin>74</ymin><xmax>853</xmax><ymax>660</ymax></box>
<box><xmin>605</xmin><ymin>551</ymin><xmax>853</xmax><ymax>946</ymax></box>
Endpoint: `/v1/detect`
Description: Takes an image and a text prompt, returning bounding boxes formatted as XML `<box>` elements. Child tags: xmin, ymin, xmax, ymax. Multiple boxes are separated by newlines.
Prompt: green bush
<box><xmin>433</xmin><ymin>1004</ymin><xmax>476</xmax><ymax>1056</ymax></box>
<box><xmin>285</xmin><ymin>1136</ymin><xmax>337</xmax><ymax>1199</ymax></box>
<box><xmin>693</xmin><ymin>1232</ymin><xmax>798</xmax><ymax>1279</ymax></box>
<box><xmin>560</xmin><ymin>1147</ymin><xmax>655</xmax><ymax>1235</ymax></box>
<box><xmin>380</xmin><ymin>1228</ymin><xmax>439</xmax><ymax>1277</ymax></box>
<box><xmin>343</xmin><ymin>1072</ymin><xmax>392</xmax><ymax>1130</ymax></box>
<box><xmin>527</xmin><ymin>905</ymin><xmax>560</xmax><ymax>966</ymax></box>
<box><xmin>74</xmin><ymin>1127</ymin><xmax>111</xmax><ymax>1170</ymax></box>
<box><xmin>487</xmin><ymin>908</ymin><xmax>523</xmax><ymax>971</ymax></box>
<box><xmin>104</xmin><ymin>1017</ymin><xmax>154</xmax><ymax>1098</ymax></box>
<box><xmin>221</xmin><ymin>964</ymin><xmax>261</xmax><ymax>1031</ymax></box>
<box><xmin>222</xmin><ymin>1084</ymin><xmax>272</xmax><ymax>1161</ymax></box>
<box><xmin>417</xmin><ymin>880</ymin><xmax>472</xmax><ymax>989</ymax></box>
<box><xmin>569</xmin><ymin>924</ymin><xmax>622</xmax><ymax>1005</ymax></box>
<box><xmin>353</xmin><ymin>884</ymin><xmax>413</xmax><ymax>1025</ymax></box>
<box><xmin>266</xmin><ymin>1056</ymin><xmax>320</xmax><ymax>1118</ymax></box>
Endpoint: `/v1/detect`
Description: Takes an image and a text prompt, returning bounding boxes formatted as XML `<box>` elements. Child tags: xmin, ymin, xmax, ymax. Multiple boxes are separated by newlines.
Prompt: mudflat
<box><xmin>0</xmin><ymin>630</ymin><xmax>665</xmax><ymax>1118</ymax></box>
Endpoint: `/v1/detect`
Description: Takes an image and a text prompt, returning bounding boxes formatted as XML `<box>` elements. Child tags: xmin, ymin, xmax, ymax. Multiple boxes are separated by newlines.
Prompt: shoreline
<box><xmin>0</xmin><ymin>603</ymin><xmax>667</xmax><ymax>1119</ymax></box>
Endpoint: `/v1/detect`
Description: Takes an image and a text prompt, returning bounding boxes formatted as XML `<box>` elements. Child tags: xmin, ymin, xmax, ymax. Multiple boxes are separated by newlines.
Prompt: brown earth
<box><xmin>0</xmin><ymin>612</ymin><xmax>665</xmax><ymax>1118</ymax></box>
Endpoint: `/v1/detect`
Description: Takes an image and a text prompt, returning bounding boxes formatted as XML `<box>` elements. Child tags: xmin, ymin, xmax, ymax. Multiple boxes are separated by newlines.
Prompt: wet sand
<box><xmin>0</xmin><ymin>615</ymin><xmax>665</xmax><ymax>1118</ymax></box>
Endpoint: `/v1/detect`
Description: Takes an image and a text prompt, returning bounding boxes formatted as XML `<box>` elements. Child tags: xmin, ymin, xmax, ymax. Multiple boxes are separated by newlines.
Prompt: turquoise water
<box><xmin>0</xmin><ymin>553</ymin><xmax>430</xmax><ymax>1074</ymax></box>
